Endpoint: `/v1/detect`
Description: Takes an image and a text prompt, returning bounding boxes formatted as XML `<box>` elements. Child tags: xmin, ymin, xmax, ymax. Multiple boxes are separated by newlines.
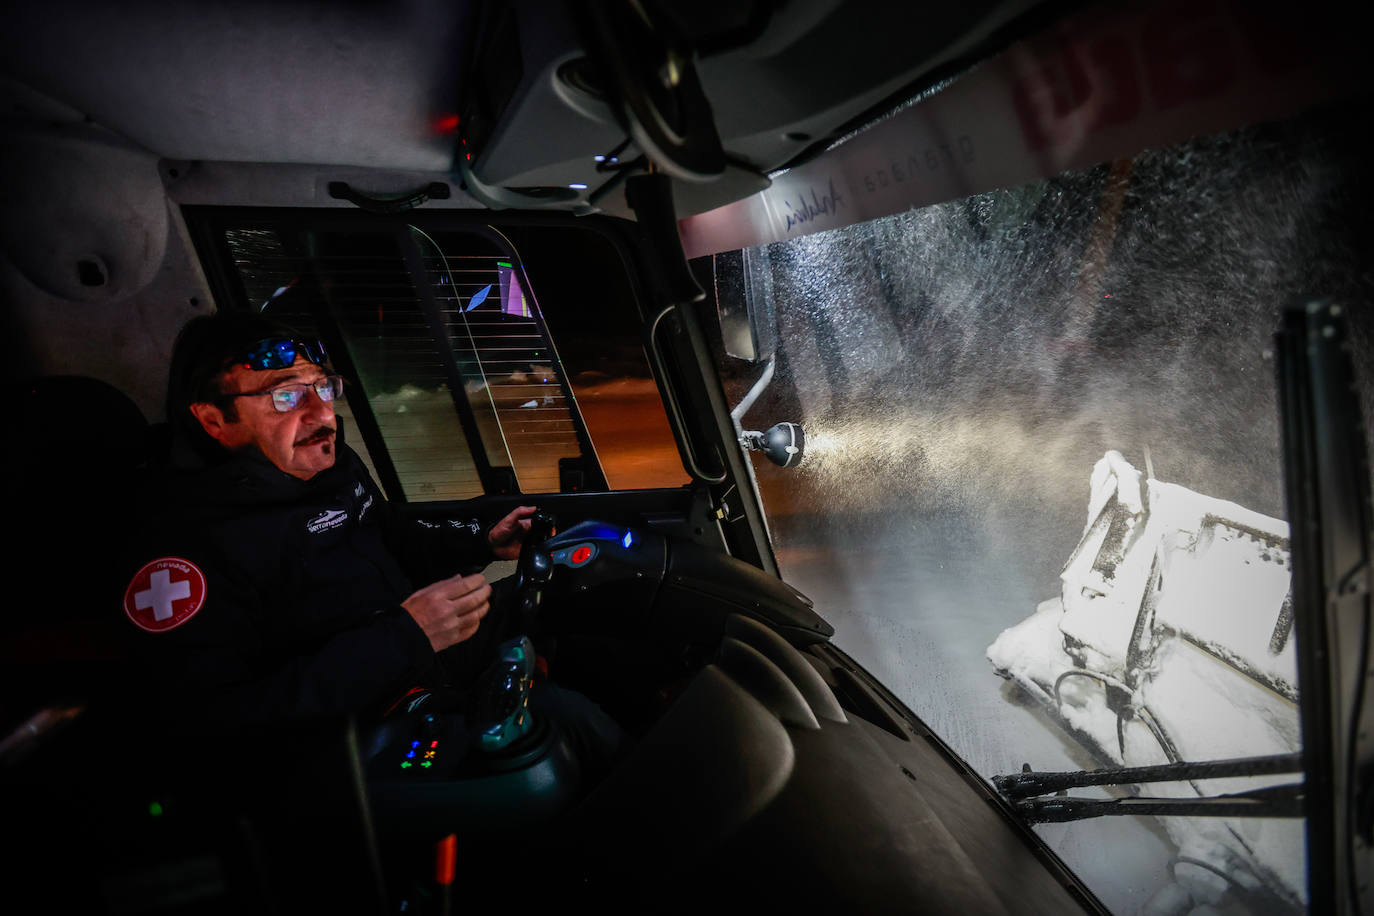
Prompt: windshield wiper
<box><xmin>995</xmin><ymin>752</ymin><xmax>1305</xmax><ymax>824</ymax></box>
<box><xmin>1014</xmin><ymin>783</ymin><xmax>1305</xmax><ymax>824</ymax></box>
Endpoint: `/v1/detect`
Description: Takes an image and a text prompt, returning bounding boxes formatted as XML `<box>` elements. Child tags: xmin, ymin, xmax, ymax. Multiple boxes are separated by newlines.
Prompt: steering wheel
<box><xmin>513</xmin><ymin>510</ymin><xmax>557</xmax><ymax>631</ymax></box>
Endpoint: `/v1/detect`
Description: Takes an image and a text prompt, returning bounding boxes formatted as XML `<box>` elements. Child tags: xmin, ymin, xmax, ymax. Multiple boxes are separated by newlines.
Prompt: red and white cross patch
<box><xmin>123</xmin><ymin>557</ymin><xmax>207</xmax><ymax>633</ymax></box>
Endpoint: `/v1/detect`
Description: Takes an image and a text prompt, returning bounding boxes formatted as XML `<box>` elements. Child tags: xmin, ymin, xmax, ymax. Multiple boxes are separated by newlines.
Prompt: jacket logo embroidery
<box><xmin>307</xmin><ymin>509</ymin><xmax>349</xmax><ymax>534</ymax></box>
<box><xmin>124</xmin><ymin>557</ymin><xmax>207</xmax><ymax>633</ymax></box>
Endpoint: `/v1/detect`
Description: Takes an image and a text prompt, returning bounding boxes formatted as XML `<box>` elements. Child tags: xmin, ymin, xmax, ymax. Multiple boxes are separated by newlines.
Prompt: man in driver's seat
<box><xmin>119</xmin><ymin>310</ymin><xmax>618</xmax><ymax>770</ymax></box>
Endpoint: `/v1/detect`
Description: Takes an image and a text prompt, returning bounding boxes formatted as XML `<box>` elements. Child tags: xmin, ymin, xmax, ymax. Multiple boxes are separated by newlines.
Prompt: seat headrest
<box><xmin>11</xmin><ymin>376</ymin><xmax>150</xmax><ymax>475</ymax></box>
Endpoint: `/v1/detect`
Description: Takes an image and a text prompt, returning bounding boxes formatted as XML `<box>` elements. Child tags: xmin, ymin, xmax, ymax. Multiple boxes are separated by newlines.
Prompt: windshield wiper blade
<box><xmin>994</xmin><ymin>751</ymin><xmax>1304</xmax><ymax>799</ymax></box>
<box><xmin>1015</xmin><ymin>783</ymin><xmax>1305</xmax><ymax>824</ymax></box>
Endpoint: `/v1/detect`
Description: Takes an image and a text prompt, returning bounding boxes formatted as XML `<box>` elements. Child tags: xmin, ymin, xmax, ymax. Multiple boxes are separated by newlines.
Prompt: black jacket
<box><xmin>118</xmin><ymin>442</ymin><xmax>500</xmax><ymax>732</ymax></box>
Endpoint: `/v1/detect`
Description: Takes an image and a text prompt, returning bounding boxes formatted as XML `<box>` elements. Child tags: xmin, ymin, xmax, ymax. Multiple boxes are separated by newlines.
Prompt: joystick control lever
<box><xmin>471</xmin><ymin>636</ymin><xmax>537</xmax><ymax>753</ymax></box>
<box><xmin>515</xmin><ymin>511</ymin><xmax>558</xmax><ymax>629</ymax></box>
<box><xmin>527</xmin><ymin>510</ymin><xmax>556</xmax><ymax>550</ymax></box>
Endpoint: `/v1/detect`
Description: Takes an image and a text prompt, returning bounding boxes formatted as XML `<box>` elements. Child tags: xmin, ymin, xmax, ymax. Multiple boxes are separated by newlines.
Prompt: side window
<box><xmin>216</xmin><ymin>219</ymin><xmax>688</xmax><ymax>500</ymax></box>
<box><xmin>411</xmin><ymin>227</ymin><xmax>589</xmax><ymax>496</ymax></box>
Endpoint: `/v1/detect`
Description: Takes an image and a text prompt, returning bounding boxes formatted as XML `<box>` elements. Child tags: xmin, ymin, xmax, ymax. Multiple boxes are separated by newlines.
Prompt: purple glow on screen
<box><xmin>499</xmin><ymin>266</ymin><xmax>531</xmax><ymax>318</ymax></box>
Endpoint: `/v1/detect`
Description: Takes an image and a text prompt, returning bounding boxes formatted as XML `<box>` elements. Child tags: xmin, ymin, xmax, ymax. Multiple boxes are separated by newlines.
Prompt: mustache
<box><xmin>295</xmin><ymin>425</ymin><xmax>337</xmax><ymax>446</ymax></box>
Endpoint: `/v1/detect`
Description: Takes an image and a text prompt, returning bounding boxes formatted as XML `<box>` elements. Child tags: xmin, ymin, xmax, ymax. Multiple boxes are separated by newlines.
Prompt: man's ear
<box><xmin>188</xmin><ymin>401</ymin><xmax>233</xmax><ymax>446</ymax></box>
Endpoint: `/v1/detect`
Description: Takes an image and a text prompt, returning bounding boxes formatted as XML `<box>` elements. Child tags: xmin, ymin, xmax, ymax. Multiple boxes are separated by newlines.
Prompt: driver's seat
<box><xmin>2</xmin><ymin>375</ymin><xmax>152</xmax><ymax>729</ymax></box>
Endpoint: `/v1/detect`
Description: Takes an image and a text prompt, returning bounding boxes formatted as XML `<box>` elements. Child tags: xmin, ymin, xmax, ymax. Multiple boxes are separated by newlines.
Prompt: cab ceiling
<box><xmin>3</xmin><ymin>0</ymin><xmax>472</xmax><ymax>171</ymax></box>
<box><xmin>2</xmin><ymin>0</ymin><xmax>1048</xmax><ymax>216</ymax></box>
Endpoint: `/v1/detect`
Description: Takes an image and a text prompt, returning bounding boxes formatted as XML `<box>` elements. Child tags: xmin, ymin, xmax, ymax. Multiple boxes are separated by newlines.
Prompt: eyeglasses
<box><xmin>232</xmin><ymin>337</ymin><xmax>328</xmax><ymax>371</ymax></box>
<box><xmin>229</xmin><ymin>375</ymin><xmax>345</xmax><ymax>412</ymax></box>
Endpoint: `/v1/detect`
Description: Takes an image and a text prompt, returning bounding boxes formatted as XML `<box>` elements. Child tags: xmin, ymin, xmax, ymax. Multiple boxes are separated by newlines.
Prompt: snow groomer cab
<box><xmin>2</xmin><ymin>1</ymin><xmax>1372</xmax><ymax>914</ymax></box>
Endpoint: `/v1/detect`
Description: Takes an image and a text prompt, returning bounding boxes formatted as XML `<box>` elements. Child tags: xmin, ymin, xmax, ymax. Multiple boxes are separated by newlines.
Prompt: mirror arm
<box><xmin>730</xmin><ymin>357</ymin><xmax>775</xmax><ymax>432</ymax></box>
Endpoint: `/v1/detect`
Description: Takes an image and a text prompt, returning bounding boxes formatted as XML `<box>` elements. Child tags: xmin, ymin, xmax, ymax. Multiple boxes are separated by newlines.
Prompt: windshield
<box><xmin>701</xmin><ymin>102</ymin><xmax>1372</xmax><ymax>914</ymax></box>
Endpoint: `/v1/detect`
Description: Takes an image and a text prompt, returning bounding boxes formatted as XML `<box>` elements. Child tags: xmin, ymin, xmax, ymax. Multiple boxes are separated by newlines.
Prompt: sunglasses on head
<box><xmin>233</xmin><ymin>337</ymin><xmax>329</xmax><ymax>371</ymax></box>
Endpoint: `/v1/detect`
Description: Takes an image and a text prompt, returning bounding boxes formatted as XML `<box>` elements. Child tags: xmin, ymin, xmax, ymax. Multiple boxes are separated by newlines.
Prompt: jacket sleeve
<box><xmin>344</xmin><ymin>446</ymin><xmax>496</xmax><ymax>582</ymax></box>
<box><xmin>120</xmin><ymin>547</ymin><xmax>435</xmax><ymax>733</ymax></box>
<box><xmin>386</xmin><ymin>513</ymin><xmax>496</xmax><ymax>582</ymax></box>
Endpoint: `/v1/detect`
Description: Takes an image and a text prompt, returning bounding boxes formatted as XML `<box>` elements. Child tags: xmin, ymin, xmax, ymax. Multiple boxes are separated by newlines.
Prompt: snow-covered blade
<box><xmin>988</xmin><ymin>451</ymin><xmax>1302</xmax><ymax>909</ymax></box>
